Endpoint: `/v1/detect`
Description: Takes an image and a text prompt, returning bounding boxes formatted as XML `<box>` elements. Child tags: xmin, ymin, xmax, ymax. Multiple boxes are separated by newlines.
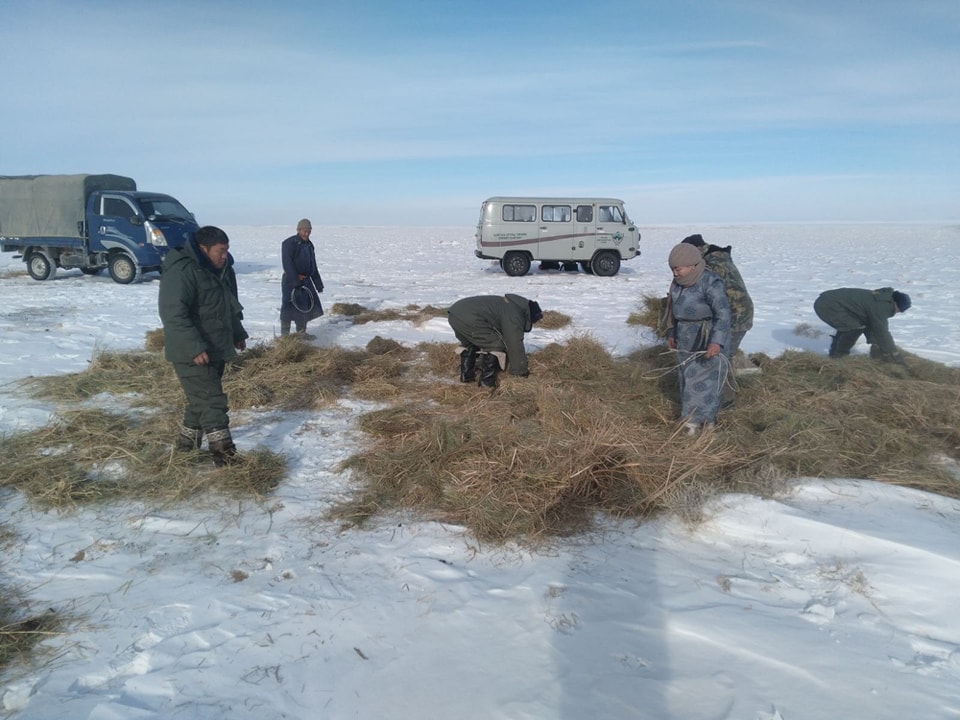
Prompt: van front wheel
<box><xmin>592</xmin><ymin>251</ymin><xmax>621</xmax><ymax>277</ymax></box>
<box><xmin>502</xmin><ymin>252</ymin><xmax>531</xmax><ymax>277</ymax></box>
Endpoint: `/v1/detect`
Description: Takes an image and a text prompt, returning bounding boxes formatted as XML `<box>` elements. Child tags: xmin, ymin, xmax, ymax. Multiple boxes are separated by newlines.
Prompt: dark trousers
<box><xmin>829</xmin><ymin>329</ymin><xmax>863</xmax><ymax>358</ymax></box>
<box><xmin>172</xmin><ymin>360</ymin><xmax>229</xmax><ymax>430</ymax></box>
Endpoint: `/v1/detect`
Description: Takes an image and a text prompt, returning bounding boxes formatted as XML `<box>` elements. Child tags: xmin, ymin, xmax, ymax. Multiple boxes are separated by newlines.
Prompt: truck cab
<box><xmin>87</xmin><ymin>191</ymin><xmax>196</xmax><ymax>282</ymax></box>
<box><xmin>0</xmin><ymin>174</ymin><xmax>198</xmax><ymax>284</ymax></box>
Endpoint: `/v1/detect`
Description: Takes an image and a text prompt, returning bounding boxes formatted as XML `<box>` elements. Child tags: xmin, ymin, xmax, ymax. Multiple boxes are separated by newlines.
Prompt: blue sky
<box><xmin>1</xmin><ymin>0</ymin><xmax>958</xmax><ymax>226</ymax></box>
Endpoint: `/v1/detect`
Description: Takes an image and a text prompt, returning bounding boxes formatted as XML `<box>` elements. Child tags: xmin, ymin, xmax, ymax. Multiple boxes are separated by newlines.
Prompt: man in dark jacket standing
<box><xmin>447</xmin><ymin>294</ymin><xmax>543</xmax><ymax>387</ymax></box>
<box><xmin>158</xmin><ymin>225</ymin><xmax>249</xmax><ymax>465</ymax></box>
<box><xmin>814</xmin><ymin>287</ymin><xmax>911</xmax><ymax>361</ymax></box>
<box><xmin>280</xmin><ymin>218</ymin><xmax>324</xmax><ymax>339</ymax></box>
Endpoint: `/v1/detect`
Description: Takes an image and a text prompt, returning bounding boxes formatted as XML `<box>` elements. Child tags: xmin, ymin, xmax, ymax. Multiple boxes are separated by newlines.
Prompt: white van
<box><xmin>474</xmin><ymin>196</ymin><xmax>641</xmax><ymax>276</ymax></box>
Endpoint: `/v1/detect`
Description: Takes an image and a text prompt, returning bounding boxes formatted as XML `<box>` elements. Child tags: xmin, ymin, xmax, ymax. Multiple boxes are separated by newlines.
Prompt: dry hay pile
<box><xmin>335</xmin><ymin>339</ymin><xmax>960</xmax><ymax>542</ymax></box>
<box><xmin>8</xmin><ymin>316</ymin><xmax>959</xmax><ymax>537</ymax></box>
<box><xmin>627</xmin><ymin>294</ymin><xmax>668</xmax><ymax>334</ymax></box>
<box><xmin>0</xmin><ymin>524</ymin><xmax>64</xmax><ymax>675</ymax></box>
<box><xmin>329</xmin><ymin>302</ymin><xmax>449</xmax><ymax>325</ymax></box>
<box><xmin>2</xmin><ymin>331</ymin><xmax>435</xmax><ymax>507</ymax></box>
<box><xmin>0</xmin><ymin>408</ymin><xmax>285</xmax><ymax>508</ymax></box>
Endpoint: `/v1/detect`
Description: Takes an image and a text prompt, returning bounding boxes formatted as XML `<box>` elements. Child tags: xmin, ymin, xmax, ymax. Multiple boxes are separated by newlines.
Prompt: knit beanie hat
<box><xmin>297</xmin><ymin>218</ymin><xmax>312</xmax><ymax>231</ymax></box>
<box><xmin>528</xmin><ymin>300</ymin><xmax>544</xmax><ymax>323</ymax></box>
<box><xmin>892</xmin><ymin>291</ymin><xmax>911</xmax><ymax>313</ymax></box>
<box><xmin>668</xmin><ymin>243</ymin><xmax>703</xmax><ymax>268</ymax></box>
<box><xmin>681</xmin><ymin>234</ymin><xmax>706</xmax><ymax>248</ymax></box>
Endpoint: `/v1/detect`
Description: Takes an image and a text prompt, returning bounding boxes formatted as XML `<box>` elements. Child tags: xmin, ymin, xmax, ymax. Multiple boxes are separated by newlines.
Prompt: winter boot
<box><xmin>828</xmin><ymin>329</ymin><xmax>862</xmax><ymax>358</ymax></box>
<box><xmin>458</xmin><ymin>346</ymin><xmax>479</xmax><ymax>383</ymax></box>
<box><xmin>280</xmin><ymin>320</ymin><xmax>291</xmax><ymax>336</ymax></box>
<box><xmin>295</xmin><ymin>322</ymin><xmax>317</xmax><ymax>341</ymax></box>
<box><xmin>206</xmin><ymin>426</ymin><xmax>238</xmax><ymax>467</ymax></box>
<box><xmin>478</xmin><ymin>352</ymin><xmax>500</xmax><ymax>388</ymax></box>
<box><xmin>175</xmin><ymin>425</ymin><xmax>203</xmax><ymax>452</ymax></box>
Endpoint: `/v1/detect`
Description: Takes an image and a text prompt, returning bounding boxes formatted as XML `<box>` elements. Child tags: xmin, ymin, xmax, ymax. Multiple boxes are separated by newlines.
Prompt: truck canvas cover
<box><xmin>0</xmin><ymin>174</ymin><xmax>137</xmax><ymax>238</ymax></box>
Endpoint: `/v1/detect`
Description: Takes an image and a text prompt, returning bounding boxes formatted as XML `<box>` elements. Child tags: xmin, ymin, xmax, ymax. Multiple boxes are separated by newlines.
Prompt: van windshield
<box><xmin>138</xmin><ymin>197</ymin><xmax>193</xmax><ymax>222</ymax></box>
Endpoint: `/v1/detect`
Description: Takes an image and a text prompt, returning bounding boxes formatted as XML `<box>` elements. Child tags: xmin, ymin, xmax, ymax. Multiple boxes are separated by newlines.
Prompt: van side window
<box><xmin>576</xmin><ymin>205</ymin><xmax>593</xmax><ymax>223</ymax></box>
<box><xmin>599</xmin><ymin>205</ymin><xmax>623</xmax><ymax>223</ymax></box>
<box><xmin>503</xmin><ymin>204</ymin><xmax>536</xmax><ymax>222</ymax></box>
<box><xmin>541</xmin><ymin>205</ymin><xmax>571</xmax><ymax>222</ymax></box>
<box><xmin>102</xmin><ymin>197</ymin><xmax>133</xmax><ymax>218</ymax></box>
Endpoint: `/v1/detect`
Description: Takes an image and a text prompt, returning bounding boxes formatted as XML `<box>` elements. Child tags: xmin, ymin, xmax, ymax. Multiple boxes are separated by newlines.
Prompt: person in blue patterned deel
<box><xmin>662</xmin><ymin>243</ymin><xmax>731</xmax><ymax>436</ymax></box>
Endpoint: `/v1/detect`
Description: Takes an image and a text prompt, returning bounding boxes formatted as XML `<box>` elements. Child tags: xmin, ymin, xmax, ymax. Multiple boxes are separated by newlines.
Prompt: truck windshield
<box><xmin>138</xmin><ymin>197</ymin><xmax>193</xmax><ymax>222</ymax></box>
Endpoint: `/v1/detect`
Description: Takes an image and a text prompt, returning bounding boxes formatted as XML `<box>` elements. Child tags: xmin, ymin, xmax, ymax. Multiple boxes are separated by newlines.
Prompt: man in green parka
<box><xmin>158</xmin><ymin>225</ymin><xmax>249</xmax><ymax>465</ymax></box>
<box><xmin>447</xmin><ymin>294</ymin><xmax>543</xmax><ymax>387</ymax></box>
<box><xmin>813</xmin><ymin>286</ymin><xmax>911</xmax><ymax>361</ymax></box>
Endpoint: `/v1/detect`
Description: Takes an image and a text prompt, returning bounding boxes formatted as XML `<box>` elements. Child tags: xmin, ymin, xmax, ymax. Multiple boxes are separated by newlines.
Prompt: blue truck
<box><xmin>0</xmin><ymin>174</ymin><xmax>199</xmax><ymax>283</ymax></box>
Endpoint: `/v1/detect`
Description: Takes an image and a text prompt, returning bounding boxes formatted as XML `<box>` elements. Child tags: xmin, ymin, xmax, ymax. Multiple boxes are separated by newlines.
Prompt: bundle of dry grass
<box><xmin>536</xmin><ymin>309</ymin><xmax>572</xmax><ymax>330</ymax></box>
<box><xmin>627</xmin><ymin>294</ymin><xmax>668</xmax><ymax>336</ymax></box>
<box><xmin>26</xmin><ymin>350</ymin><xmax>178</xmax><ymax>406</ymax></box>
<box><xmin>328</xmin><ymin>302</ymin><xmax>572</xmax><ymax>330</ymax></box>
<box><xmin>329</xmin><ymin>302</ymin><xmax>448</xmax><ymax>326</ymax></box>
<box><xmin>334</xmin><ymin>338</ymin><xmax>960</xmax><ymax>543</ymax></box>
<box><xmin>0</xmin><ymin>605</ymin><xmax>62</xmax><ymax>676</ymax></box>
<box><xmin>0</xmin><ymin>408</ymin><xmax>285</xmax><ymax>508</ymax></box>
<box><xmin>0</xmin><ymin>524</ymin><xmax>66</xmax><ymax>675</ymax></box>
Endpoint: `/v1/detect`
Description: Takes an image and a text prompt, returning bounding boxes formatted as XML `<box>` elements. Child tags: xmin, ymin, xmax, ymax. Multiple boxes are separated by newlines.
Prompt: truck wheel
<box><xmin>108</xmin><ymin>253</ymin><xmax>140</xmax><ymax>284</ymax></box>
<box><xmin>27</xmin><ymin>251</ymin><xmax>56</xmax><ymax>281</ymax></box>
<box><xmin>591</xmin><ymin>250</ymin><xmax>621</xmax><ymax>277</ymax></box>
<box><xmin>502</xmin><ymin>251</ymin><xmax>531</xmax><ymax>277</ymax></box>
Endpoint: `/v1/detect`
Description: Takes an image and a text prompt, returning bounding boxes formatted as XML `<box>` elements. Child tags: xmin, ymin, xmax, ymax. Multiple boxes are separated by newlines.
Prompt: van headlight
<box><xmin>145</xmin><ymin>221</ymin><xmax>168</xmax><ymax>247</ymax></box>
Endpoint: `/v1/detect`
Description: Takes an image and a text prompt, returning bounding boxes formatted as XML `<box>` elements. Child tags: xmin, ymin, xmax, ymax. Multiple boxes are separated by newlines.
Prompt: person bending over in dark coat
<box><xmin>280</xmin><ymin>218</ymin><xmax>324</xmax><ymax>340</ymax></box>
<box><xmin>447</xmin><ymin>294</ymin><xmax>544</xmax><ymax>387</ymax></box>
<box><xmin>158</xmin><ymin>225</ymin><xmax>248</xmax><ymax>466</ymax></box>
<box><xmin>813</xmin><ymin>287</ymin><xmax>910</xmax><ymax>362</ymax></box>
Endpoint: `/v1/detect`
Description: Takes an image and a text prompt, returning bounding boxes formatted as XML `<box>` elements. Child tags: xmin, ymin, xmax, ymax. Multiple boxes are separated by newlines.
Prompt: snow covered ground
<box><xmin>1</xmin><ymin>223</ymin><xmax>959</xmax><ymax>719</ymax></box>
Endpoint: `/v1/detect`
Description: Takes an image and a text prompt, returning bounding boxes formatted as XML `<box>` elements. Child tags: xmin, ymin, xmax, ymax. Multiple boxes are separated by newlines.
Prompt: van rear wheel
<box><xmin>502</xmin><ymin>252</ymin><xmax>531</xmax><ymax>277</ymax></box>
<box><xmin>592</xmin><ymin>250</ymin><xmax>621</xmax><ymax>277</ymax></box>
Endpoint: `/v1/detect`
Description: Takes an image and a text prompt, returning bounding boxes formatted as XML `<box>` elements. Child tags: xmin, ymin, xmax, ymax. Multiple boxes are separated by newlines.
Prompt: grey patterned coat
<box><xmin>667</xmin><ymin>270</ymin><xmax>732</xmax><ymax>424</ymax></box>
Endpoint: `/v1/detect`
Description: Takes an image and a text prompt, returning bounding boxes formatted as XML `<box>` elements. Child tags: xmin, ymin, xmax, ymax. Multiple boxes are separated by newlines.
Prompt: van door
<box><xmin>537</xmin><ymin>203</ymin><xmax>575</xmax><ymax>260</ymax></box>
<box><xmin>568</xmin><ymin>203</ymin><xmax>597</xmax><ymax>260</ymax></box>
<box><xmin>595</xmin><ymin>202</ymin><xmax>633</xmax><ymax>256</ymax></box>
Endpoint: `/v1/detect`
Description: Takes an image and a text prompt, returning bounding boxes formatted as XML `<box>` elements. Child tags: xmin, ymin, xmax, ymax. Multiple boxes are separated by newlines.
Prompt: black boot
<box><xmin>206</xmin><ymin>426</ymin><xmax>238</xmax><ymax>467</ymax></box>
<box><xmin>829</xmin><ymin>329</ymin><xmax>862</xmax><ymax>358</ymax></box>
<box><xmin>478</xmin><ymin>352</ymin><xmax>500</xmax><ymax>388</ymax></box>
<box><xmin>459</xmin><ymin>346</ymin><xmax>479</xmax><ymax>383</ymax></box>
<box><xmin>175</xmin><ymin>425</ymin><xmax>203</xmax><ymax>452</ymax></box>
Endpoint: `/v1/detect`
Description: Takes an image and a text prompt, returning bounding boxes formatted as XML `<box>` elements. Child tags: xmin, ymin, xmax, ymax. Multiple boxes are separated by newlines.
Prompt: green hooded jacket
<box><xmin>813</xmin><ymin>287</ymin><xmax>898</xmax><ymax>354</ymax></box>
<box><xmin>158</xmin><ymin>240</ymin><xmax>248</xmax><ymax>364</ymax></box>
<box><xmin>447</xmin><ymin>294</ymin><xmax>534</xmax><ymax>375</ymax></box>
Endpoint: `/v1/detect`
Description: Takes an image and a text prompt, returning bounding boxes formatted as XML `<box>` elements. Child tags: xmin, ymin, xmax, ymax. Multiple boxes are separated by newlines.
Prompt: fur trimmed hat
<box><xmin>892</xmin><ymin>290</ymin><xmax>911</xmax><ymax>313</ymax></box>
<box><xmin>681</xmin><ymin>233</ymin><xmax>706</xmax><ymax>247</ymax></box>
